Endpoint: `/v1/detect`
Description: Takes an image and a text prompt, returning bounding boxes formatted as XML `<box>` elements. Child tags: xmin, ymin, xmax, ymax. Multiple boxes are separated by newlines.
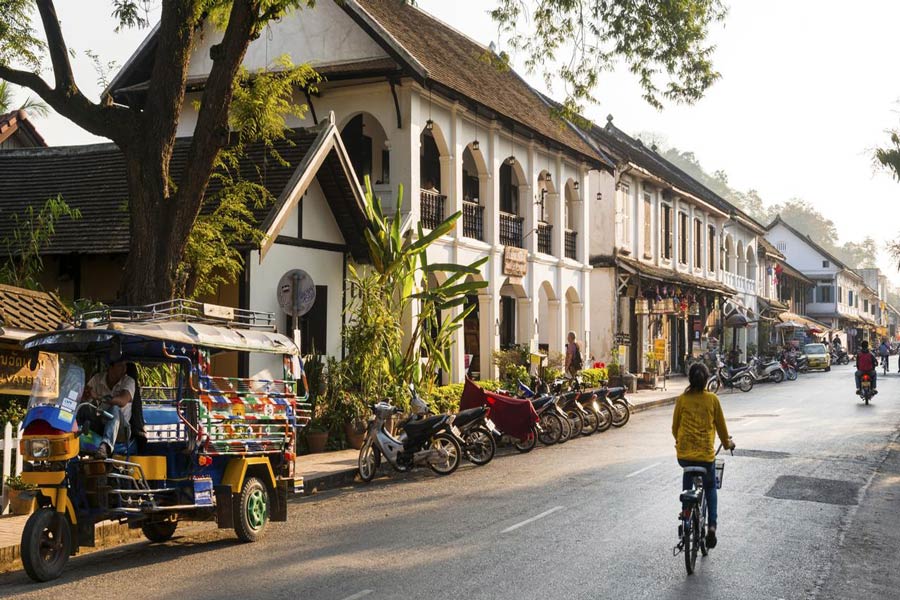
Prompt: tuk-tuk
<box><xmin>16</xmin><ymin>300</ymin><xmax>310</xmax><ymax>581</ymax></box>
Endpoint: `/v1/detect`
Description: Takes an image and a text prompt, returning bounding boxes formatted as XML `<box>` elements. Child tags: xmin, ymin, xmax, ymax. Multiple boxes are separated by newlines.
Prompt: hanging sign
<box><xmin>654</xmin><ymin>338</ymin><xmax>667</xmax><ymax>361</ymax></box>
<box><xmin>0</xmin><ymin>346</ymin><xmax>57</xmax><ymax>397</ymax></box>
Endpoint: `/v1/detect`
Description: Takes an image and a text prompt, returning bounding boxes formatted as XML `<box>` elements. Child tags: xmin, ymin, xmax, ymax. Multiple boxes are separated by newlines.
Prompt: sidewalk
<box><xmin>0</xmin><ymin>381</ymin><xmax>683</xmax><ymax>571</ymax></box>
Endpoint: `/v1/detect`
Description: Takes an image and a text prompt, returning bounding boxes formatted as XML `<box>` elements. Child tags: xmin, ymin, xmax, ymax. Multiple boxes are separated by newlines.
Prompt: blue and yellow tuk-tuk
<box><xmin>17</xmin><ymin>300</ymin><xmax>310</xmax><ymax>581</ymax></box>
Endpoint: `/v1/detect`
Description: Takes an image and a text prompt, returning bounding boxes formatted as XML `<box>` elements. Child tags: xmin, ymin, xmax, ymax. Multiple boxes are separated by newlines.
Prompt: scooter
<box><xmin>451</xmin><ymin>405</ymin><xmax>496</xmax><ymax>466</ymax></box>
<box><xmin>517</xmin><ymin>381</ymin><xmax>569</xmax><ymax>444</ymax></box>
<box><xmin>779</xmin><ymin>354</ymin><xmax>799</xmax><ymax>381</ymax></box>
<box><xmin>707</xmin><ymin>360</ymin><xmax>754</xmax><ymax>393</ymax></box>
<box><xmin>831</xmin><ymin>349</ymin><xmax>850</xmax><ymax>365</ymax></box>
<box><xmin>748</xmin><ymin>355</ymin><xmax>786</xmax><ymax>384</ymax></box>
<box><xmin>357</xmin><ymin>401</ymin><xmax>462</xmax><ymax>482</ymax></box>
<box><xmin>597</xmin><ymin>380</ymin><xmax>633</xmax><ymax>427</ymax></box>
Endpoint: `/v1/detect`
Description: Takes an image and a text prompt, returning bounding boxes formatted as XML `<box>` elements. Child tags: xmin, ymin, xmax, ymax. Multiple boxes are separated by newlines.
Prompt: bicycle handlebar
<box><xmin>716</xmin><ymin>436</ymin><xmax>735</xmax><ymax>456</ymax></box>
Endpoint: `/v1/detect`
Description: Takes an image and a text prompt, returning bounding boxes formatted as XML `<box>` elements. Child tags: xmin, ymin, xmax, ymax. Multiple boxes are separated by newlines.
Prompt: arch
<box><xmin>564</xmin><ymin>178</ymin><xmax>580</xmax><ymax>230</ymax></box>
<box><xmin>564</xmin><ymin>286</ymin><xmax>583</xmax><ymax>347</ymax></box>
<box><xmin>340</xmin><ymin>112</ymin><xmax>390</xmax><ymax>186</ymax></box>
<box><xmin>537</xmin><ymin>281</ymin><xmax>560</xmax><ymax>352</ymax></box>
<box><xmin>419</xmin><ymin>121</ymin><xmax>450</xmax><ymax>193</ymax></box>
<box><xmin>723</xmin><ymin>233</ymin><xmax>735</xmax><ymax>273</ymax></box>
<box><xmin>745</xmin><ymin>244</ymin><xmax>758</xmax><ymax>280</ymax></box>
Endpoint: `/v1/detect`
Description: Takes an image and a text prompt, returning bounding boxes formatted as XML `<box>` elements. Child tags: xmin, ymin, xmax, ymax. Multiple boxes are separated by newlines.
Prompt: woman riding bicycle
<box><xmin>672</xmin><ymin>363</ymin><xmax>735</xmax><ymax>549</ymax></box>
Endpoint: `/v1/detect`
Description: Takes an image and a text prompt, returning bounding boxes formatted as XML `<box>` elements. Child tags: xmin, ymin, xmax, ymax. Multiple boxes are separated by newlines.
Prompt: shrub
<box><xmin>581</xmin><ymin>368</ymin><xmax>609</xmax><ymax>388</ymax></box>
<box><xmin>425</xmin><ymin>380</ymin><xmax>501</xmax><ymax>414</ymax></box>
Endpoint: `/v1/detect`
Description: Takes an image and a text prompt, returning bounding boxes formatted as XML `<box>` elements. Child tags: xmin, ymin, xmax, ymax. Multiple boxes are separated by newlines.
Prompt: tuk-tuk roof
<box><xmin>23</xmin><ymin>321</ymin><xmax>300</xmax><ymax>356</ymax></box>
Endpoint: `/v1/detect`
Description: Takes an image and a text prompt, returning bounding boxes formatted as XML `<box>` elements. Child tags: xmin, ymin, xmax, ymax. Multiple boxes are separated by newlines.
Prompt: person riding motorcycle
<box><xmin>855</xmin><ymin>340</ymin><xmax>877</xmax><ymax>396</ymax></box>
<box><xmin>672</xmin><ymin>363</ymin><xmax>735</xmax><ymax>550</ymax></box>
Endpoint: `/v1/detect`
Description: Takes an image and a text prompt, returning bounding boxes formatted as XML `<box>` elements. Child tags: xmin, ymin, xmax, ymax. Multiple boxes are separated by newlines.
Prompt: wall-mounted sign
<box><xmin>615</xmin><ymin>332</ymin><xmax>631</xmax><ymax>346</ymax></box>
<box><xmin>503</xmin><ymin>246</ymin><xmax>528</xmax><ymax>277</ymax></box>
<box><xmin>0</xmin><ymin>346</ymin><xmax>57</xmax><ymax>397</ymax></box>
<box><xmin>277</xmin><ymin>269</ymin><xmax>316</xmax><ymax>317</ymax></box>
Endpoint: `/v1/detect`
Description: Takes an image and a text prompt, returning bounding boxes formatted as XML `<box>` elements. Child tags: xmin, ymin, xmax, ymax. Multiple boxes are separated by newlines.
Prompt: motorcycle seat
<box><xmin>606</xmin><ymin>387</ymin><xmax>626</xmax><ymax>399</ymax></box>
<box><xmin>402</xmin><ymin>414</ymin><xmax>446</xmax><ymax>436</ymax></box>
<box><xmin>680</xmin><ymin>489</ymin><xmax>703</xmax><ymax>504</ymax></box>
<box><xmin>453</xmin><ymin>406</ymin><xmax>486</xmax><ymax>428</ymax></box>
<box><xmin>531</xmin><ymin>396</ymin><xmax>555</xmax><ymax>410</ymax></box>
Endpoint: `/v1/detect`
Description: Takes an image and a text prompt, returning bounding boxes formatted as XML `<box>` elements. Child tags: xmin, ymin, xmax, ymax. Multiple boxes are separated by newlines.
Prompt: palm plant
<box><xmin>0</xmin><ymin>81</ymin><xmax>49</xmax><ymax>117</ymax></box>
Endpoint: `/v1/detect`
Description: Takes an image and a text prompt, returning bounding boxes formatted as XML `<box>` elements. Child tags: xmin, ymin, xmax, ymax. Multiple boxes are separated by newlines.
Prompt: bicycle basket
<box><xmin>715</xmin><ymin>458</ymin><xmax>725</xmax><ymax>489</ymax></box>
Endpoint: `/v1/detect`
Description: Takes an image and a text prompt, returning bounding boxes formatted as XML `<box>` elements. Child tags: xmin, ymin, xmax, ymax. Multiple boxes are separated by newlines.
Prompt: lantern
<box><xmin>662</xmin><ymin>298</ymin><xmax>675</xmax><ymax>314</ymax></box>
<box><xmin>689</xmin><ymin>302</ymin><xmax>700</xmax><ymax>316</ymax></box>
<box><xmin>635</xmin><ymin>298</ymin><xmax>649</xmax><ymax>315</ymax></box>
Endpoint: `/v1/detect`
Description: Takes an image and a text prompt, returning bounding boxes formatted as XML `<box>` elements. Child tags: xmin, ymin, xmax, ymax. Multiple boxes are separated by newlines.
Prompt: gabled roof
<box><xmin>587</xmin><ymin>118</ymin><xmax>766</xmax><ymax>234</ymax></box>
<box><xmin>0</xmin><ymin>119</ymin><xmax>370</xmax><ymax>261</ymax></box>
<box><xmin>108</xmin><ymin>0</ymin><xmax>608</xmax><ymax>168</ymax></box>
<box><xmin>0</xmin><ymin>110</ymin><xmax>47</xmax><ymax>148</ymax></box>
<box><xmin>757</xmin><ymin>236</ymin><xmax>785</xmax><ymax>260</ymax></box>
<box><xmin>0</xmin><ymin>284</ymin><xmax>70</xmax><ymax>339</ymax></box>
<box><xmin>766</xmin><ymin>214</ymin><xmax>859</xmax><ymax>279</ymax></box>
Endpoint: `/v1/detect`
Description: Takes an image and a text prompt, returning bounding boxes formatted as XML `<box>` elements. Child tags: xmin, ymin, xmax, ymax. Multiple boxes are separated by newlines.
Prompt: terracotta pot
<box><xmin>306</xmin><ymin>431</ymin><xmax>329</xmax><ymax>454</ymax></box>
<box><xmin>344</xmin><ymin>423</ymin><xmax>366</xmax><ymax>450</ymax></box>
<box><xmin>9</xmin><ymin>490</ymin><xmax>36</xmax><ymax>516</ymax></box>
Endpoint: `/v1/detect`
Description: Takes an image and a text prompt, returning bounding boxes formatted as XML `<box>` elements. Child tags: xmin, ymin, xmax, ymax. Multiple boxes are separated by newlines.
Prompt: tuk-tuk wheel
<box><xmin>21</xmin><ymin>508</ymin><xmax>72</xmax><ymax>582</ymax></box>
<box><xmin>234</xmin><ymin>476</ymin><xmax>269</xmax><ymax>542</ymax></box>
<box><xmin>141</xmin><ymin>520</ymin><xmax>178</xmax><ymax>543</ymax></box>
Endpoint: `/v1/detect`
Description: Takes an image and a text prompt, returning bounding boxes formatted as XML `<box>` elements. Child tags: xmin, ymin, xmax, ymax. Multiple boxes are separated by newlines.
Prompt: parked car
<box><xmin>802</xmin><ymin>343</ymin><xmax>832</xmax><ymax>371</ymax></box>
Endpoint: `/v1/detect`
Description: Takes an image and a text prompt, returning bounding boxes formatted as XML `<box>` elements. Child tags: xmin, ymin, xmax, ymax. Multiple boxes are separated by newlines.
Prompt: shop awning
<box><xmin>758</xmin><ymin>297</ymin><xmax>789</xmax><ymax>315</ymax></box>
<box><xmin>614</xmin><ymin>255</ymin><xmax>736</xmax><ymax>295</ymax></box>
<box><xmin>778</xmin><ymin>311</ymin><xmax>832</xmax><ymax>333</ymax></box>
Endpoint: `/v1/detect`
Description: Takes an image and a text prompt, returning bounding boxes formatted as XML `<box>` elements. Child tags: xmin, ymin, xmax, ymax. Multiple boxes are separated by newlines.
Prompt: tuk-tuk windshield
<box><xmin>28</xmin><ymin>353</ymin><xmax>84</xmax><ymax>410</ymax></box>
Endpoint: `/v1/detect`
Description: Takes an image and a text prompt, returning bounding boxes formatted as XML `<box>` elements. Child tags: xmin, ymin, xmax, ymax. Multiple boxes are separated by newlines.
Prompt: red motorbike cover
<box><xmin>460</xmin><ymin>378</ymin><xmax>538</xmax><ymax>440</ymax></box>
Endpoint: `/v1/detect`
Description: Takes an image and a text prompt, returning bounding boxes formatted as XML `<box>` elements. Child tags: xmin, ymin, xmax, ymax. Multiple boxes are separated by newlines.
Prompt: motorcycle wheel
<box><xmin>564</xmin><ymin>409</ymin><xmax>584</xmax><ymax>439</ymax></box>
<box><xmin>786</xmin><ymin>368</ymin><xmax>798</xmax><ymax>381</ymax></box>
<box><xmin>611</xmin><ymin>400</ymin><xmax>631</xmax><ymax>427</ymax></box>
<box><xmin>596</xmin><ymin>404</ymin><xmax>613</xmax><ymax>432</ymax></box>
<box><xmin>738</xmin><ymin>375</ymin><xmax>754</xmax><ymax>393</ymax></box>
<box><xmin>538</xmin><ymin>412</ymin><xmax>563</xmax><ymax>445</ymax></box>
<box><xmin>358</xmin><ymin>441</ymin><xmax>382</xmax><ymax>483</ymax></box>
<box><xmin>21</xmin><ymin>508</ymin><xmax>72</xmax><ymax>582</ymax></box>
<box><xmin>772</xmin><ymin>370</ymin><xmax>785</xmax><ymax>384</ymax></box>
<box><xmin>557</xmin><ymin>410</ymin><xmax>573</xmax><ymax>443</ymax></box>
<box><xmin>706</xmin><ymin>378</ymin><xmax>721</xmax><ymax>394</ymax></box>
<box><xmin>581</xmin><ymin>407</ymin><xmax>599</xmax><ymax>435</ymax></box>
<box><xmin>514</xmin><ymin>425</ymin><xmax>538</xmax><ymax>453</ymax></box>
<box><xmin>464</xmin><ymin>426</ymin><xmax>496</xmax><ymax>466</ymax></box>
<box><xmin>429</xmin><ymin>432</ymin><xmax>462</xmax><ymax>475</ymax></box>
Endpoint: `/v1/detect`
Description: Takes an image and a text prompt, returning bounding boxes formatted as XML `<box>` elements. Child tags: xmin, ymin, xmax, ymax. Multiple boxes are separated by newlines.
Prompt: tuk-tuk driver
<box><xmin>84</xmin><ymin>359</ymin><xmax>135</xmax><ymax>459</ymax></box>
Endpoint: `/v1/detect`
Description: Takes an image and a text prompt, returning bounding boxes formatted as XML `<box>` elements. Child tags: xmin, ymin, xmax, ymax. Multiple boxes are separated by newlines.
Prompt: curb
<box><xmin>631</xmin><ymin>395</ymin><xmax>679</xmax><ymax>413</ymax></box>
<box><xmin>302</xmin><ymin>469</ymin><xmax>359</xmax><ymax>496</ymax></box>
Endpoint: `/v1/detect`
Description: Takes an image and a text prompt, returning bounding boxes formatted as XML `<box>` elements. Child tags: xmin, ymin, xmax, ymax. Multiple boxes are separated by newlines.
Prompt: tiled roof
<box><xmin>757</xmin><ymin>236</ymin><xmax>784</xmax><ymax>260</ymax></box>
<box><xmin>614</xmin><ymin>255</ymin><xmax>736</xmax><ymax>295</ymax></box>
<box><xmin>341</xmin><ymin>0</ymin><xmax>606</xmax><ymax>165</ymax></box>
<box><xmin>0</xmin><ymin>127</ymin><xmax>369</xmax><ymax>258</ymax></box>
<box><xmin>0</xmin><ymin>110</ymin><xmax>47</xmax><ymax>148</ymax></box>
<box><xmin>587</xmin><ymin>119</ymin><xmax>765</xmax><ymax>233</ymax></box>
<box><xmin>0</xmin><ymin>284</ymin><xmax>69</xmax><ymax>333</ymax></box>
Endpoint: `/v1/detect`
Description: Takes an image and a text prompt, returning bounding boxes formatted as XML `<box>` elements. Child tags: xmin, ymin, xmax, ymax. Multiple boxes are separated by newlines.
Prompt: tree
<box><xmin>0</xmin><ymin>0</ymin><xmax>311</xmax><ymax>303</ymax></box>
<box><xmin>876</xmin><ymin>126</ymin><xmax>900</xmax><ymax>270</ymax></box>
<box><xmin>490</xmin><ymin>0</ymin><xmax>727</xmax><ymax>112</ymax></box>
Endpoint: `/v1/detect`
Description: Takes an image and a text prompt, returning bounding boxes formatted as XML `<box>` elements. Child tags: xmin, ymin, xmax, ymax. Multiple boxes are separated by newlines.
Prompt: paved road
<box><xmin>3</xmin><ymin>366</ymin><xmax>899</xmax><ymax>599</ymax></box>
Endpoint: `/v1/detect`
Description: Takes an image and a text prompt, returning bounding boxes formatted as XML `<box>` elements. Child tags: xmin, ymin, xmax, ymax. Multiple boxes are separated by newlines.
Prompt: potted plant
<box><xmin>304</xmin><ymin>418</ymin><xmax>329</xmax><ymax>454</ymax></box>
<box><xmin>4</xmin><ymin>474</ymin><xmax>37</xmax><ymax>515</ymax></box>
<box><xmin>643</xmin><ymin>352</ymin><xmax>658</xmax><ymax>386</ymax></box>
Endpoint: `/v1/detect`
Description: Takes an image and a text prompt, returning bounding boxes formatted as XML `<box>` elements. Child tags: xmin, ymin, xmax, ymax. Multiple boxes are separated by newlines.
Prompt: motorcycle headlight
<box><xmin>27</xmin><ymin>438</ymin><xmax>50</xmax><ymax>459</ymax></box>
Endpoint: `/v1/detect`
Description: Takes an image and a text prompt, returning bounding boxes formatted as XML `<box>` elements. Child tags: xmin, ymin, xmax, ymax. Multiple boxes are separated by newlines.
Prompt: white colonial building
<box><xmin>107</xmin><ymin>0</ymin><xmax>606</xmax><ymax>381</ymax></box>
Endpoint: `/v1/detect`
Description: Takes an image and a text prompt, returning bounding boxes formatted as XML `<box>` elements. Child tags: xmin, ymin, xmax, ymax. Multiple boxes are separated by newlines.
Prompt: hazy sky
<box><xmin>13</xmin><ymin>1</ymin><xmax>900</xmax><ymax>283</ymax></box>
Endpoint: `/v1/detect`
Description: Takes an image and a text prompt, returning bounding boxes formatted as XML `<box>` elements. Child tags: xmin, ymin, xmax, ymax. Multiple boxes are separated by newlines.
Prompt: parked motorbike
<box><xmin>707</xmin><ymin>360</ymin><xmax>754</xmax><ymax>393</ymax></box>
<box><xmin>358</xmin><ymin>401</ymin><xmax>462</xmax><ymax>482</ymax></box>
<box><xmin>779</xmin><ymin>354</ymin><xmax>799</xmax><ymax>381</ymax></box>
<box><xmin>450</xmin><ymin>405</ymin><xmax>496</xmax><ymax>465</ymax></box>
<box><xmin>549</xmin><ymin>378</ymin><xmax>600</xmax><ymax>437</ymax></box>
<box><xmin>461</xmin><ymin>379</ymin><xmax>539</xmax><ymax>453</ymax></box>
<box><xmin>597</xmin><ymin>381</ymin><xmax>633</xmax><ymax>427</ymax></box>
<box><xmin>748</xmin><ymin>355</ymin><xmax>786</xmax><ymax>384</ymax></box>
<box><xmin>517</xmin><ymin>381</ymin><xmax>570</xmax><ymax>444</ymax></box>
<box><xmin>831</xmin><ymin>349</ymin><xmax>850</xmax><ymax>365</ymax></box>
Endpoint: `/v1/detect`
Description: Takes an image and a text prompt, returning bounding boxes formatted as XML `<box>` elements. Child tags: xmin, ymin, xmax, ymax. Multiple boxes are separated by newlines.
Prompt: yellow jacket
<box><xmin>672</xmin><ymin>391</ymin><xmax>730</xmax><ymax>463</ymax></box>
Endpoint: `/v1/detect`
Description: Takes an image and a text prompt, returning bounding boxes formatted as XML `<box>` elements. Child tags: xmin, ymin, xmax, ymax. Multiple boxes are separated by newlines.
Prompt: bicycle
<box><xmin>882</xmin><ymin>355</ymin><xmax>889</xmax><ymax>376</ymax></box>
<box><xmin>674</xmin><ymin>438</ymin><xmax>734</xmax><ymax>575</ymax></box>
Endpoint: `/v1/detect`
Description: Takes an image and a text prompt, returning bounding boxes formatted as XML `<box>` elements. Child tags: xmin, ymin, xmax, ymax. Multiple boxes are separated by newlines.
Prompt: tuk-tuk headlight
<box><xmin>27</xmin><ymin>438</ymin><xmax>50</xmax><ymax>459</ymax></box>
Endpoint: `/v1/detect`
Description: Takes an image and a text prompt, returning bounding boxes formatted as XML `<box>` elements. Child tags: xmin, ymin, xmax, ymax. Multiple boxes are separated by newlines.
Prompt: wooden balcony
<box><xmin>462</xmin><ymin>201</ymin><xmax>484</xmax><ymax>241</ymax></box>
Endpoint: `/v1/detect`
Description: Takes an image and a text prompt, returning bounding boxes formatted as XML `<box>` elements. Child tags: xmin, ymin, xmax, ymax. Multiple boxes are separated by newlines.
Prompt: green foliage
<box><xmin>0</xmin><ymin>395</ymin><xmax>26</xmax><ymax>425</ymax></box>
<box><xmin>490</xmin><ymin>0</ymin><xmax>726</xmax><ymax>111</ymax></box>
<box><xmin>4</xmin><ymin>474</ymin><xmax>37</xmax><ymax>491</ymax></box>
<box><xmin>0</xmin><ymin>81</ymin><xmax>48</xmax><ymax>117</ymax></box>
<box><xmin>178</xmin><ymin>57</ymin><xmax>320</xmax><ymax>299</ymax></box>
<box><xmin>580</xmin><ymin>368</ymin><xmax>609</xmax><ymax>388</ymax></box>
<box><xmin>492</xmin><ymin>346</ymin><xmax>529</xmax><ymax>390</ymax></box>
<box><xmin>0</xmin><ymin>196</ymin><xmax>81</xmax><ymax>290</ymax></box>
<box><xmin>0</xmin><ymin>0</ymin><xmax>44</xmax><ymax>70</ymax></box>
<box><xmin>424</xmin><ymin>380</ymin><xmax>501</xmax><ymax>414</ymax></box>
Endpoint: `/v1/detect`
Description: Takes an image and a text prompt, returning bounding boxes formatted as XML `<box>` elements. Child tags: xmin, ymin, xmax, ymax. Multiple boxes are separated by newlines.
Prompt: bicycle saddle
<box><xmin>680</xmin><ymin>489</ymin><xmax>702</xmax><ymax>504</ymax></box>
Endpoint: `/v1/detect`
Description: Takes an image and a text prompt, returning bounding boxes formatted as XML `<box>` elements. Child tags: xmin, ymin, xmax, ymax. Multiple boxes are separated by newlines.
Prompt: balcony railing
<box><xmin>723</xmin><ymin>270</ymin><xmax>757</xmax><ymax>294</ymax></box>
<box><xmin>420</xmin><ymin>189</ymin><xmax>446</xmax><ymax>230</ymax></box>
<box><xmin>537</xmin><ymin>222</ymin><xmax>553</xmax><ymax>255</ymax></box>
<box><xmin>565</xmin><ymin>229</ymin><xmax>577</xmax><ymax>260</ymax></box>
<box><xmin>462</xmin><ymin>201</ymin><xmax>484</xmax><ymax>241</ymax></box>
<box><xmin>499</xmin><ymin>212</ymin><xmax>524</xmax><ymax>248</ymax></box>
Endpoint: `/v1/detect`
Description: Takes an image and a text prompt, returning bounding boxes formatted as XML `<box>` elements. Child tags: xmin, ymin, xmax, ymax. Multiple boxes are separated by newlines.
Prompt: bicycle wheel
<box><xmin>685</xmin><ymin>509</ymin><xmax>700</xmax><ymax>574</ymax></box>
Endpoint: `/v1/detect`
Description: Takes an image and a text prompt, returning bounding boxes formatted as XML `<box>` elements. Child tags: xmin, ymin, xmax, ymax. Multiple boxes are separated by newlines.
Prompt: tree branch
<box><xmin>172</xmin><ymin>0</ymin><xmax>261</xmax><ymax>237</ymax></box>
<box><xmin>35</xmin><ymin>0</ymin><xmax>76</xmax><ymax>92</ymax></box>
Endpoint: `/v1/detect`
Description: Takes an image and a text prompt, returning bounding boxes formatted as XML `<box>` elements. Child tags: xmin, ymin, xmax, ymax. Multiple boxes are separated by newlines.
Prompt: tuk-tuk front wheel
<box><xmin>21</xmin><ymin>508</ymin><xmax>72</xmax><ymax>582</ymax></box>
<box><xmin>234</xmin><ymin>477</ymin><xmax>269</xmax><ymax>542</ymax></box>
<box><xmin>142</xmin><ymin>519</ymin><xmax>178</xmax><ymax>543</ymax></box>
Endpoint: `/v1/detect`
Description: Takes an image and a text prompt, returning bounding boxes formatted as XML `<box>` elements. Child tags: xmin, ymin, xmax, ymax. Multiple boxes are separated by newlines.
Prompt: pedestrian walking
<box><xmin>565</xmin><ymin>331</ymin><xmax>583</xmax><ymax>378</ymax></box>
